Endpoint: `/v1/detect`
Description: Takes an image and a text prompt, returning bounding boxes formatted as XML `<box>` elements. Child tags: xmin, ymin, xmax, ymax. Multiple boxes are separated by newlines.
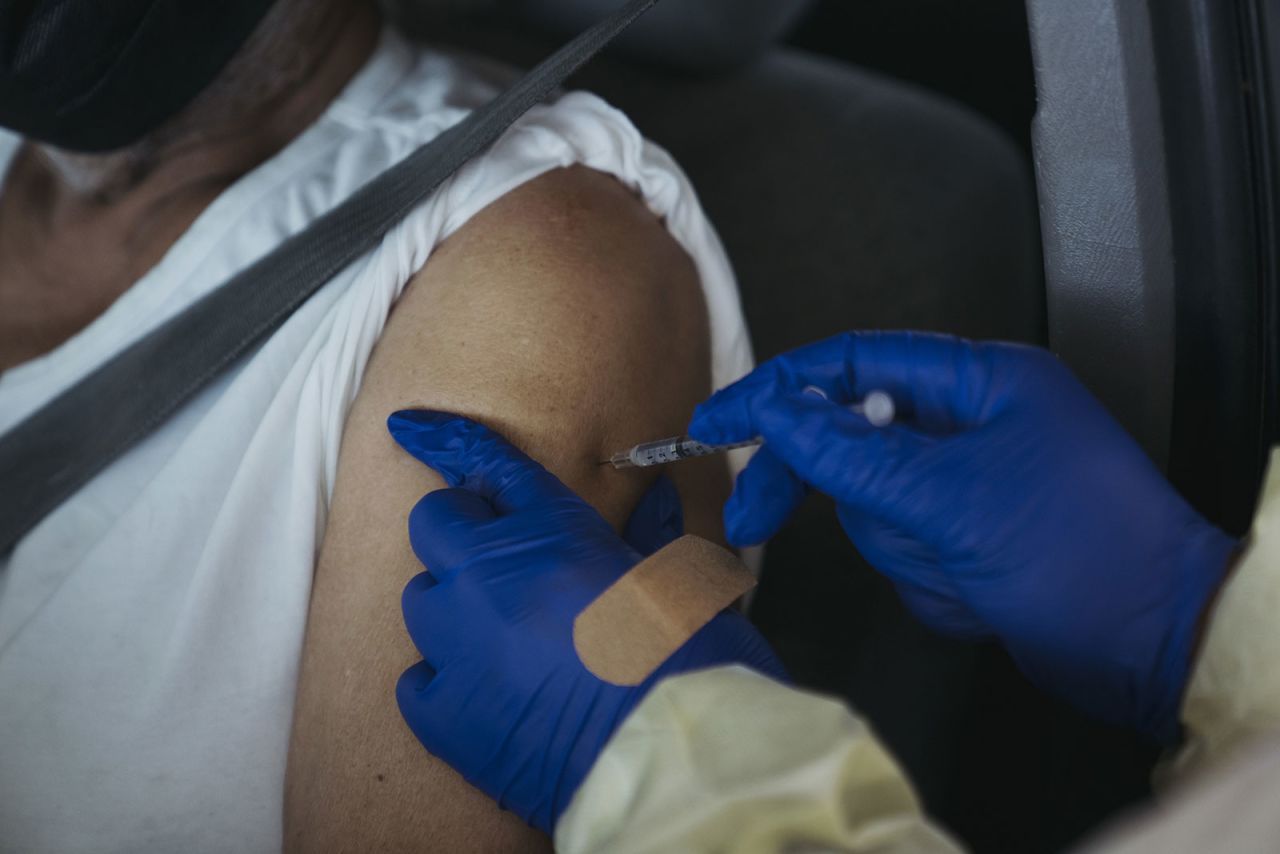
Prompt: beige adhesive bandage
<box><xmin>573</xmin><ymin>535</ymin><xmax>758</xmax><ymax>686</ymax></box>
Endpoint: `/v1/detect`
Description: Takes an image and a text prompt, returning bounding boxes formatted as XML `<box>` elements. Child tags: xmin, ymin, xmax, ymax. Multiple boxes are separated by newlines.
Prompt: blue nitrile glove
<box><xmin>620</xmin><ymin>468</ymin><xmax>685</xmax><ymax>556</ymax></box>
<box><xmin>386</xmin><ymin>410</ymin><xmax>786</xmax><ymax>834</ymax></box>
<box><xmin>688</xmin><ymin>331</ymin><xmax>1238</xmax><ymax>742</ymax></box>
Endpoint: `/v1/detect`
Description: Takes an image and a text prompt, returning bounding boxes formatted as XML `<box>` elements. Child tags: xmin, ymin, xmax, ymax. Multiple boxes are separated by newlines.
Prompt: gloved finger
<box><xmin>723</xmin><ymin>447</ymin><xmax>807</xmax><ymax>547</ymax></box>
<box><xmin>622</xmin><ymin>475</ymin><xmax>684</xmax><ymax>556</ymax></box>
<box><xmin>837</xmin><ymin>507</ymin><xmax>988</xmax><ymax>637</ymax></box>
<box><xmin>840</xmin><ymin>331</ymin><xmax>997</xmax><ymax>432</ymax></box>
<box><xmin>838</xmin><ymin>504</ymin><xmax>952</xmax><ymax>595</ymax></box>
<box><xmin>690</xmin><ymin>331</ymin><xmax>992</xmax><ymax>443</ymax></box>
<box><xmin>388</xmin><ymin>410</ymin><xmax>578</xmax><ymax>515</ymax></box>
<box><xmin>666</xmin><ymin>609</ymin><xmax>791</xmax><ymax>685</ymax></box>
<box><xmin>401</xmin><ymin>571</ymin><xmax>454</xmax><ymax>661</ymax></box>
<box><xmin>894</xmin><ymin>581</ymin><xmax>990</xmax><ymax>639</ymax></box>
<box><xmin>406</xmin><ymin>488</ymin><xmax>497</xmax><ymax>578</ymax></box>
<box><xmin>753</xmin><ymin>392</ymin><xmax>938</xmax><ymax>532</ymax></box>
<box><xmin>689</xmin><ymin>334</ymin><xmax>864</xmax><ymax>444</ymax></box>
<box><xmin>397</xmin><ymin>659</ymin><xmax>438</xmax><ymax>694</ymax></box>
<box><xmin>395</xmin><ymin>661</ymin><xmax>451</xmax><ymax>757</ymax></box>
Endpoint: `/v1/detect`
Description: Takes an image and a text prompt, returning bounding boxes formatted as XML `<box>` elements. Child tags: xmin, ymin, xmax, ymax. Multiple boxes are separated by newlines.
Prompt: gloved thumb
<box><xmin>388</xmin><ymin>410</ymin><xmax>575</xmax><ymax>515</ymax></box>
<box><xmin>622</xmin><ymin>475</ymin><xmax>684</xmax><ymax>556</ymax></box>
<box><xmin>723</xmin><ymin>447</ymin><xmax>807</xmax><ymax>547</ymax></box>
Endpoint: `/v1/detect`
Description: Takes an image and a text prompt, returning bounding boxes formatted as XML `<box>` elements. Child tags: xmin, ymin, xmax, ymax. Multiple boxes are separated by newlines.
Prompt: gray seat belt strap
<box><xmin>0</xmin><ymin>0</ymin><xmax>659</xmax><ymax>556</ymax></box>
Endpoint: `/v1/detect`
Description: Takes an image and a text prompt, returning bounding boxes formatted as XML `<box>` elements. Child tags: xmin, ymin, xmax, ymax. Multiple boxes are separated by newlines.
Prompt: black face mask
<box><xmin>0</xmin><ymin>0</ymin><xmax>277</xmax><ymax>152</ymax></box>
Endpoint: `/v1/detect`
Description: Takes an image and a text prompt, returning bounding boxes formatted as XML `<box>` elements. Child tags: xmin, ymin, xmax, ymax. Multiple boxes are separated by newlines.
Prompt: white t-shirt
<box><xmin>0</xmin><ymin>28</ymin><xmax>751</xmax><ymax>853</ymax></box>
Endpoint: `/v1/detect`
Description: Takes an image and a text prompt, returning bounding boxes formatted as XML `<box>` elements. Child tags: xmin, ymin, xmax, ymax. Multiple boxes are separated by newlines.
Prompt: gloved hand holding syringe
<box><xmin>603</xmin><ymin>387</ymin><xmax>896</xmax><ymax>469</ymax></box>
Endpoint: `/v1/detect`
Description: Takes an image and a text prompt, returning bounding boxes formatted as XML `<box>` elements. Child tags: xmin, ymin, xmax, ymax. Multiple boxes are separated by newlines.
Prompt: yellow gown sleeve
<box><xmin>1082</xmin><ymin>447</ymin><xmax>1280</xmax><ymax>854</ymax></box>
<box><xmin>555</xmin><ymin>664</ymin><xmax>963</xmax><ymax>854</ymax></box>
<box><xmin>1172</xmin><ymin>448</ymin><xmax>1280</xmax><ymax>776</ymax></box>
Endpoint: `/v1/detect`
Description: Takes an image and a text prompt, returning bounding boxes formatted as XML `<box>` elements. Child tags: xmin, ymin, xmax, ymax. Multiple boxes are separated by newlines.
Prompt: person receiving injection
<box><xmin>381</xmin><ymin>331</ymin><xmax>1280</xmax><ymax>852</ymax></box>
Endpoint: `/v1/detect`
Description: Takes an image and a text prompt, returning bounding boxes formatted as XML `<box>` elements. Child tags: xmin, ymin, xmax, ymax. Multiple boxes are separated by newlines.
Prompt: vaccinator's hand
<box><xmin>690</xmin><ymin>331</ymin><xmax>1237</xmax><ymax>741</ymax></box>
<box><xmin>387</xmin><ymin>411</ymin><xmax>784</xmax><ymax>833</ymax></box>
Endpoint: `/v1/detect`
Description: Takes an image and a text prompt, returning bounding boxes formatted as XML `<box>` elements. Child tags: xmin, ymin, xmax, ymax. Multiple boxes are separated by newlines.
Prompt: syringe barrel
<box><xmin>610</xmin><ymin>436</ymin><xmax>762</xmax><ymax>468</ymax></box>
<box><xmin>623</xmin><ymin>436</ymin><xmax>717</xmax><ymax>467</ymax></box>
<box><xmin>605</xmin><ymin>389</ymin><xmax>893</xmax><ymax>470</ymax></box>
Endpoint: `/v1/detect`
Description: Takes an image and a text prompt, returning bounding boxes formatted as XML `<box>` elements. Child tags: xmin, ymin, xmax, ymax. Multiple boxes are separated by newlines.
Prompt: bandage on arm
<box><xmin>282</xmin><ymin>165</ymin><xmax>731</xmax><ymax>851</ymax></box>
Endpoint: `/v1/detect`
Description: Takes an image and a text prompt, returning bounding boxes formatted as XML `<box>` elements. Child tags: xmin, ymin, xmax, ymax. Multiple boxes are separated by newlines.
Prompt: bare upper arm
<box><xmin>283</xmin><ymin>165</ymin><xmax>730</xmax><ymax>851</ymax></box>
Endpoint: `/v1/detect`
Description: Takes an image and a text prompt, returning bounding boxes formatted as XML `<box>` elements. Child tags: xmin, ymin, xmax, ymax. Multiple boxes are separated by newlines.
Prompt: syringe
<box><xmin>603</xmin><ymin>389</ymin><xmax>895</xmax><ymax>469</ymax></box>
<box><xmin>606</xmin><ymin>436</ymin><xmax>761</xmax><ymax>469</ymax></box>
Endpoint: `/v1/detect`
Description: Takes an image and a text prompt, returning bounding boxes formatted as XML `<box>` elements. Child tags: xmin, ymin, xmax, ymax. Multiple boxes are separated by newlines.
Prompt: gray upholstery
<box><xmin>508</xmin><ymin>0</ymin><xmax>816</xmax><ymax>72</ymax></box>
<box><xmin>576</xmin><ymin>49</ymin><xmax>1046</xmax><ymax>356</ymax></box>
<box><xmin>1027</xmin><ymin>0</ymin><xmax>1175</xmax><ymax>468</ymax></box>
<box><xmin>397</xmin><ymin>17</ymin><xmax>1048</xmax><ymax>353</ymax></box>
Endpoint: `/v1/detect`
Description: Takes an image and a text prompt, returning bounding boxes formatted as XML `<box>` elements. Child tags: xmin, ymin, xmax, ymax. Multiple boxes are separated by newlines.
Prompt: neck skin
<box><xmin>0</xmin><ymin>2</ymin><xmax>381</xmax><ymax>373</ymax></box>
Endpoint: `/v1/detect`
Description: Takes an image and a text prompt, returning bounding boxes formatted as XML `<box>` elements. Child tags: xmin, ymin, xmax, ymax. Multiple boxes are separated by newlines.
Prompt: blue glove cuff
<box><xmin>1145</xmin><ymin>523</ymin><xmax>1240</xmax><ymax>743</ymax></box>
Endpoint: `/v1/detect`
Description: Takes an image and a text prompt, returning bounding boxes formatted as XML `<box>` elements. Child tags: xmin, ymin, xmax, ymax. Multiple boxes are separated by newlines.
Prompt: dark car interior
<box><xmin>393</xmin><ymin>1</ymin><xmax>1279</xmax><ymax>850</ymax></box>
